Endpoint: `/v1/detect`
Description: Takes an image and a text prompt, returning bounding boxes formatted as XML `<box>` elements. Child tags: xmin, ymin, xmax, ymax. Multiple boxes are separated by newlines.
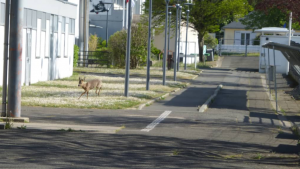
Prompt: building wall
<box><xmin>153</xmin><ymin>23</ymin><xmax>199</xmax><ymax>56</ymax></box>
<box><xmin>224</xmin><ymin>28</ymin><xmax>260</xmax><ymax>45</ymax></box>
<box><xmin>89</xmin><ymin>8</ymin><xmax>123</xmax><ymax>42</ymax></box>
<box><xmin>0</xmin><ymin>0</ymin><xmax>77</xmax><ymax>86</ymax></box>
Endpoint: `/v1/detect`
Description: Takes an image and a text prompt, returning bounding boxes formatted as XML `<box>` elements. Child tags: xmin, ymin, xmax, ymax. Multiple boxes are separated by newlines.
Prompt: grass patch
<box><xmin>115</xmin><ymin>125</ymin><xmax>126</xmax><ymax>133</ymax></box>
<box><xmin>4</xmin><ymin>116</ymin><xmax>13</xmax><ymax>129</ymax></box>
<box><xmin>223</xmin><ymin>154</ymin><xmax>243</xmax><ymax>159</ymax></box>
<box><xmin>172</xmin><ymin>150</ymin><xmax>179</xmax><ymax>156</ymax></box>
<box><xmin>253</xmin><ymin>153</ymin><xmax>264</xmax><ymax>160</ymax></box>
<box><xmin>17</xmin><ymin>125</ymin><xmax>27</xmax><ymax>130</ymax></box>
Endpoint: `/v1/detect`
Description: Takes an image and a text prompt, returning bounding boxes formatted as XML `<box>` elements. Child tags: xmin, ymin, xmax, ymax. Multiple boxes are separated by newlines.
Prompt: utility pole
<box><xmin>2</xmin><ymin>0</ymin><xmax>10</xmax><ymax>117</ymax></box>
<box><xmin>7</xmin><ymin>0</ymin><xmax>24</xmax><ymax>117</ymax></box>
<box><xmin>125</xmin><ymin>0</ymin><xmax>133</xmax><ymax>97</ymax></box>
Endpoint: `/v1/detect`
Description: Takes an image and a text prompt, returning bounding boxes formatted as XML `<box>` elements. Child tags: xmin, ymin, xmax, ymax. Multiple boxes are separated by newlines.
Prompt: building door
<box><xmin>25</xmin><ymin>28</ymin><xmax>32</xmax><ymax>86</ymax></box>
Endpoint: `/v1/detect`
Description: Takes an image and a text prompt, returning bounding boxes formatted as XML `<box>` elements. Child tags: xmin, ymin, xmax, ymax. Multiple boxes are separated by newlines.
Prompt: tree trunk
<box><xmin>198</xmin><ymin>35</ymin><xmax>204</xmax><ymax>62</ymax></box>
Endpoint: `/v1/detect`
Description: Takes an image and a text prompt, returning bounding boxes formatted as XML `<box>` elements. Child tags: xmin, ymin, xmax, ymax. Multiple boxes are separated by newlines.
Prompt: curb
<box><xmin>138</xmin><ymin>88</ymin><xmax>181</xmax><ymax>110</ymax></box>
<box><xmin>260</xmin><ymin>75</ymin><xmax>293</xmax><ymax>128</ymax></box>
<box><xmin>198</xmin><ymin>84</ymin><xmax>223</xmax><ymax>113</ymax></box>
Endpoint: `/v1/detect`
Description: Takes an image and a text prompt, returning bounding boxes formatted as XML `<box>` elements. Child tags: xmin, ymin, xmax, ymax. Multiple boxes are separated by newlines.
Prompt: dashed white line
<box><xmin>141</xmin><ymin>111</ymin><xmax>172</xmax><ymax>132</ymax></box>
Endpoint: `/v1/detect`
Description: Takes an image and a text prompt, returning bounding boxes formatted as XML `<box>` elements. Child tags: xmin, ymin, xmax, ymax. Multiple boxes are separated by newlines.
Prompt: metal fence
<box><xmin>217</xmin><ymin>39</ymin><xmax>260</xmax><ymax>57</ymax></box>
<box><xmin>77</xmin><ymin>51</ymin><xmax>110</xmax><ymax>68</ymax></box>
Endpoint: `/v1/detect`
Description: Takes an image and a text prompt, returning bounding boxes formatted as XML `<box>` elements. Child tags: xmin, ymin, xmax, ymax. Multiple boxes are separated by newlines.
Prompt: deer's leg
<box><xmin>78</xmin><ymin>91</ymin><xmax>86</xmax><ymax>100</ymax></box>
<box><xmin>95</xmin><ymin>88</ymin><xmax>98</xmax><ymax>94</ymax></box>
<box><xmin>98</xmin><ymin>86</ymin><xmax>102</xmax><ymax>96</ymax></box>
<box><xmin>87</xmin><ymin>91</ymin><xmax>89</xmax><ymax>99</ymax></box>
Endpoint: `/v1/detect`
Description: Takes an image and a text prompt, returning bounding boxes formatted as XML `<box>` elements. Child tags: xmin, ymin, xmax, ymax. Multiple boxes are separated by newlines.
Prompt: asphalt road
<box><xmin>0</xmin><ymin>56</ymin><xmax>299</xmax><ymax>168</ymax></box>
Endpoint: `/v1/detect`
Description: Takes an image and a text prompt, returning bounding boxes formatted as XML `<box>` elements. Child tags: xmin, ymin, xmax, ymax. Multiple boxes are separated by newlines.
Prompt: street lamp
<box><xmin>184</xmin><ymin>3</ymin><xmax>193</xmax><ymax>70</ymax></box>
<box><xmin>163</xmin><ymin>0</ymin><xmax>170</xmax><ymax>85</ymax></box>
<box><xmin>90</xmin><ymin>1</ymin><xmax>113</xmax><ymax>47</ymax></box>
<box><xmin>168</xmin><ymin>11</ymin><xmax>172</xmax><ymax>70</ymax></box>
<box><xmin>177</xmin><ymin>5</ymin><xmax>182</xmax><ymax>71</ymax></box>
<box><xmin>146</xmin><ymin>0</ymin><xmax>152</xmax><ymax>91</ymax></box>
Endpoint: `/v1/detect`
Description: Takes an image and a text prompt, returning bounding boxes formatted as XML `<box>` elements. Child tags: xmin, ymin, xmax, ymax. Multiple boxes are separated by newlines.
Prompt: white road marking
<box><xmin>141</xmin><ymin>111</ymin><xmax>172</xmax><ymax>132</ymax></box>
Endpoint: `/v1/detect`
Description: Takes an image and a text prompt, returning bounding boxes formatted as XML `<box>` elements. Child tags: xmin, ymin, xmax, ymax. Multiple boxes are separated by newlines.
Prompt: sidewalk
<box><xmin>267</xmin><ymin>74</ymin><xmax>300</xmax><ymax>129</ymax></box>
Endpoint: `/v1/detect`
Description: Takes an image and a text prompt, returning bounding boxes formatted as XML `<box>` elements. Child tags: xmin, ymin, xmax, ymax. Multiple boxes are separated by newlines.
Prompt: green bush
<box><xmin>108</xmin><ymin>22</ymin><xmax>148</xmax><ymax>69</ymax></box>
<box><xmin>73</xmin><ymin>45</ymin><xmax>79</xmax><ymax>67</ymax></box>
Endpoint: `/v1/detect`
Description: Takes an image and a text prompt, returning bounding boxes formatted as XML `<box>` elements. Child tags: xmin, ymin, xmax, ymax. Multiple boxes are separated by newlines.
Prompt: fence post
<box><xmin>273</xmin><ymin>46</ymin><xmax>278</xmax><ymax>113</ymax></box>
<box><xmin>245</xmin><ymin>39</ymin><xmax>248</xmax><ymax>57</ymax></box>
<box><xmin>219</xmin><ymin>39</ymin><xmax>222</xmax><ymax>56</ymax></box>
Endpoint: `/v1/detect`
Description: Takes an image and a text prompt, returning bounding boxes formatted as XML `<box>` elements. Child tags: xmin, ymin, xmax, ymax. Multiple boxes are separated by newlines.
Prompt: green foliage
<box><xmin>144</xmin><ymin>0</ymin><xmax>252</xmax><ymax>61</ymax></box>
<box><xmin>204</xmin><ymin>34</ymin><xmax>218</xmax><ymax>49</ymax></box>
<box><xmin>240</xmin><ymin>9</ymin><xmax>286</xmax><ymax>30</ymax></box>
<box><xmin>73</xmin><ymin>45</ymin><xmax>79</xmax><ymax>67</ymax></box>
<box><xmin>89</xmin><ymin>34</ymin><xmax>98</xmax><ymax>51</ymax></box>
<box><xmin>108</xmin><ymin>22</ymin><xmax>148</xmax><ymax>69</ymax></box>
<box><xmin>97</xmin><ymin>37</ymin><xmax>107</xmax><ymax>51</ymax></box>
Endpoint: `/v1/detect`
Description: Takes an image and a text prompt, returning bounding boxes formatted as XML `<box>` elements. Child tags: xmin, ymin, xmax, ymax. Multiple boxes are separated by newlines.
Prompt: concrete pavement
<box><xmin>0</xmin><ymin>56</ymin><xmax>299</xmax><ymax>168</ymax></box>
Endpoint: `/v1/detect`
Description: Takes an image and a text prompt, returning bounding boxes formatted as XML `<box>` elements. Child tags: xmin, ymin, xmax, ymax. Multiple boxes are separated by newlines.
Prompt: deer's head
<box><xmin>78</xmin><ymin>77</ymin><xmax>86</xmax><ymax>87</ymax></box>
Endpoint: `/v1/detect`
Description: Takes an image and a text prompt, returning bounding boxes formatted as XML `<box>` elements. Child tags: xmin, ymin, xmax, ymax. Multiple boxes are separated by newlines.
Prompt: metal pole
<box><xmin>268</xmin><ymin>48</ymin><xmax>271</xmax><ymax>98</ymax></box>
<box><xmin>125</xmin><ymin>0</ymin><xmax>132</xmax><ymax>97</ymax></box>
<box><xmin>264</xmin><ymin>48</ymin><xmax>268</xmax><ymax>87</ymax></box>
<box><xmin>289</xmin><ymin>12</ymin><xmax>292</xmax><ymax>46</ymax></box>
<box><xmin>7</xmin><ymin>0</ymin><xmax>23</xmax><ymax>118</ymax></box>
<box><xmin>177</xmin><ymin>6</ymin><xmax>182</xmax><ymax>71</ymax></box>
<box><xmin>219</xmin><ymin>39</ymin><xmax>222</xmax><ymax>57</ymax></box>
<box><xmin>2</xmin><ymin>0</ymin><xmax>10</xmax><ymax>117</ymax></box>
<box><xmin>173</xmin><ymin>4</ymin><xmax>178</xmax><ymax>81</ymax></box>
<box><xmin>146</xmin><ymin>0</ymin><xmax>152</xmax><ymax>90</ymax></box>
<box><xmin>106</xmin><ymin>10</ymin><xmax>109</xmax><ymax>47</ymax></box>
<box><xmin>184</xmin><ymin>9</ymin><xmax>190</xmax><ymax>70</ymax></box>
<box><xmin>167</xmin><ymin>11</ymin><xmax>171</xmax><ymax>67</ymax></box>
<box><xmin>273</xmin><ymin>46</ymin><xmax>278</xmax><ymax>113</ymax></box>
<box><xmin>245</xmin><ymin>39</ymin><xmax>248</xmax><ymax>57</ymax></box>
<box><xmin>84</xmin><ymin>0</ymin><xmax>89</xmax><ymax>67</ymax></box>
<box><xmin>163</xmin><ymin>0</ymin><xmax>169</xmax><ymax>85</ymax></box>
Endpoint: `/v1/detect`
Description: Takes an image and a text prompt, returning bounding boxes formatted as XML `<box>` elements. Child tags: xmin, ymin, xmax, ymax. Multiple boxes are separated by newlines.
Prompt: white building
<box><xmin>255</xmin><ymin>27</ymin><xmax>300</xmax><ymax>75</ymax></box>
<box><xmin>0</xmin><ymin>0</ymin><xmax>77</xmax><ymax>86</ymax></box>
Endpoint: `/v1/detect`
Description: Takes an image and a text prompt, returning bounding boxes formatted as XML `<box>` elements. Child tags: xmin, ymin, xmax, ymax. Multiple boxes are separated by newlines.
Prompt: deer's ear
<box><xmin>84</xmin><ymin>77</ymin><xmax>86</xmax><ymax>81</ymax></box>
<box><xmin>79</xmin><ymin>77</ymin><xmax>81</xmax><ymax>80</ymax></box>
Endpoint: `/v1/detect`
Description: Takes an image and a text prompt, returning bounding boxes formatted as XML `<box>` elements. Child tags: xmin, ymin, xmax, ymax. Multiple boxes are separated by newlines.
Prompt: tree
<box><xmin>241</xmin><ymin>0</ymin><xmax>300</xmax><ymax>30</ymax></box>
<box><xmin>144</xmin><ymin>0</ymin><xmax>252</xmax><ymax>61</ymax></box>
<box><xmin>204</xmin><ymin>34</ymin><xmax>218</xmax><ymax>49</ymax></box>
<box><xmin>255</xmin><ymin>0</ymin><xmax>300</xmax><ymax>22</ymax></box>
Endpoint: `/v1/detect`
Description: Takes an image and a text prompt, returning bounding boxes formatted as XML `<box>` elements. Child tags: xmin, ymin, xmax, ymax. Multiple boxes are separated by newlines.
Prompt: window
<box><xmin>241</xmin><ymin>33</ymin><xmax>250</xmax><ymax>45</ymax></box>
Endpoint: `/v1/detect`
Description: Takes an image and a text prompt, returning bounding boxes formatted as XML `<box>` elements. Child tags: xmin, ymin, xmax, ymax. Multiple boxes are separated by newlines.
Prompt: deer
<box><xmin>78</xmin><ymin>77</ymin><xmax>102</xmax><ymax>99</ymax></box>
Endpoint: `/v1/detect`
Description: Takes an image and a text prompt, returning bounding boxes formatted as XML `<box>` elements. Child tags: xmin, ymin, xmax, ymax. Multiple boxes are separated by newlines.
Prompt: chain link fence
<box><xmin>216</xmin><ymin>39</ymin><xmax>260</xmax><ymax>57</ymax></box>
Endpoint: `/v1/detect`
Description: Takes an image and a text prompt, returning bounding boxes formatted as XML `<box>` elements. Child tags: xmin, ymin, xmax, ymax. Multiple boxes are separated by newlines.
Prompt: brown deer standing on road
<box><xmin>78</xmin><ymin>77</ymin><xmax>102</xmax><ymax>99</ymax></box>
